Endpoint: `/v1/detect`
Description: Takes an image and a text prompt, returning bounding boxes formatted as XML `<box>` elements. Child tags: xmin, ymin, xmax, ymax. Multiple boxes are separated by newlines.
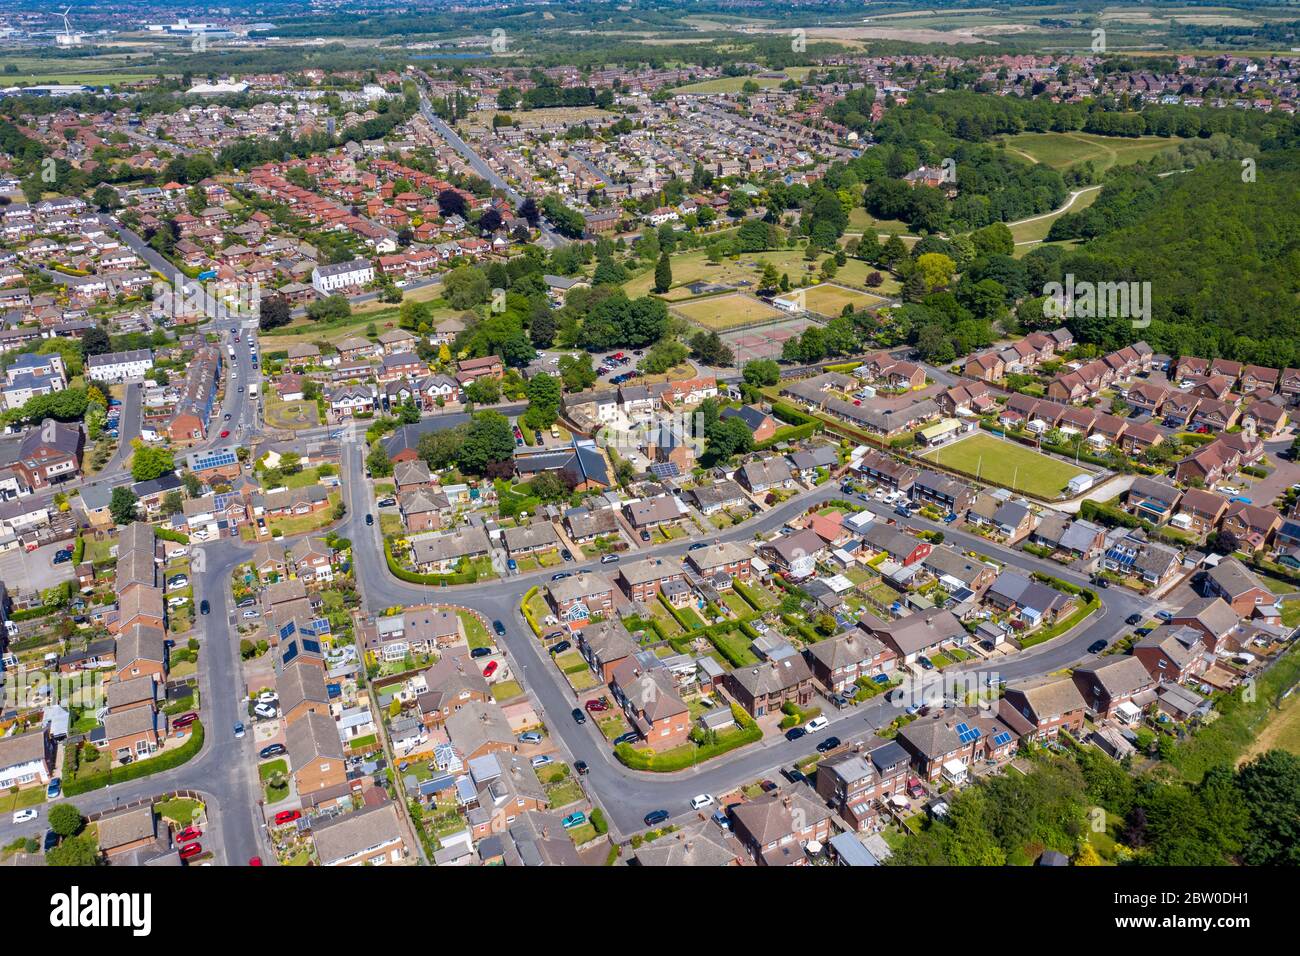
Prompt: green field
<box><xmin>801</xmin><ymin>283</ymin><xmax>884</xmax><ymax>317</ymax></box>
<box><xmin>625</xmin><ymin>247</ymin><xmax>900</xmax><ymax>301</ymax></box>
<box><xmin>1001</xmin><ymin>131</ymin><xmax>1188</xmax><ymax>174</ymax></box>
<box><xmin>921</xmin><ymin>432</ymin><xmax>1093</xmax><ymax>499</ymax></box>
<box><xmin>673</xmin><ymin>293</ymin><xmax>783</xmax><ymax>330</ymax></box>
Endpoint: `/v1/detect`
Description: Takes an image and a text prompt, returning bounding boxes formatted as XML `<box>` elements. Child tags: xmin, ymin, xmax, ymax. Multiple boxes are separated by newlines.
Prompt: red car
<box><xmin>273</xmin><ymin>809</ymin><xmax>301</xmax><ymax>826</ymax></box>
<box><xmin>220</xmin><ymin>429</ymin><xmax>230</xmax><ymax>438</ymax></box>
<box><xmin>248</xmin><ymin>856</ymin><xmax>263</xmax><ymax>867</ymax></box>
<box><xmin>482</xmin><ymin>660</ymin><xmax>498</xmax><ymax>679</ymax></box>
<box><xmin>176</xmin><ymin>826</ymin><xmax>202</xmax><ymax>843</ymax></box>
<box><xmin>179</xmin><ymin>842</ymin><xmax>203</xmax><ymax>860</ymax></box>
<box><xmin>584</xmin><ymin>697</ymin><xmax>610</xmax><ymax>714</ymax></box>
<box><xmin>172</xmin><ymin>712</ymin><xmax>198</xmax><ymax>728</ymax></box>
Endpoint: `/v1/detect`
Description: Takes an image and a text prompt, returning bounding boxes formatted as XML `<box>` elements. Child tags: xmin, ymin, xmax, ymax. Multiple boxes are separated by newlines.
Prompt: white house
<box><xmin>311</xmin><ymin>258</ymin><xmax>375</xmax><ymax>295</ymax></box>
<box><xmin>86</xmin><ymin>348</ymin><xmax>154</xmax><ymax>383</ymax></box>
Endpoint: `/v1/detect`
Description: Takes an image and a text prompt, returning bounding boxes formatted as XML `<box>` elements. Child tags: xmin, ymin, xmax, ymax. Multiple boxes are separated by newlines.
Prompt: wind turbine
<box><xmin>54</xmin><ymin>7</ymin><xmax>82</xmax><ymax>47</ymax></box>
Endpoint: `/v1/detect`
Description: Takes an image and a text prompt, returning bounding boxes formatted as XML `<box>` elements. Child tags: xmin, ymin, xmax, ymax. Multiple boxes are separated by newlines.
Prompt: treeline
<box><xmin>1023</xmin><ymin>153</ymin><xmax>1300</xmax><ymax>369</ymax></box>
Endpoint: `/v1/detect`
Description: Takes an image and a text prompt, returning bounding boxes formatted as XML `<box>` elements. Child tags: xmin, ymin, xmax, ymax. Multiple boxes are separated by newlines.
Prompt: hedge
<box><xmin>154</xmin><ymin>527</ymin><xmax>190</xmax><ymax>544</ymax></box>
<box><xmin>71</xmin><ymin>536</ymin><xmax>85</xmax><ymax>564</ymax></box>
<box><xmin>613</xmin><ymin>704</ymin><xmax>760</xmax><ymax>771</ymax></box>
<box><xmin>383</xmin><ymin>539</ymin><xmax>478</xmax><ymax>586</ymax></box>
<box><xmin>520</xmin><ymin>587</ymin><xmax>543</xmax><ymax>637</ymax></box>
<box><xmin>11</xmin><ymin>604</ymin><xmax>58</xmax><ymax>622</ymax></box>
<box><xmin>64</xmin><ymin>721</ymin><xmax>205</xmax><ymax>796</ymax></box>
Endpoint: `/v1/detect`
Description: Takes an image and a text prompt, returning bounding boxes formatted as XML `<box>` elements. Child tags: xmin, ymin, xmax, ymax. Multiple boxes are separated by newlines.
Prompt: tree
<box><xmin>558</xmin><ymin>353</ymin><xmax>597</xmax><ymax>392</ymax></box>
<box><xmin>690</xmin><ymin>330</ymin><xmax>734</xmax><ymax>368</ymax></box>
<box><xmin>366</xmin><ymin>443</ymin><xmax>393</xmax><ymax>479</ymax></box>
<box><xmin>743</xmin><ymin>359</ymin><xmax>781</xmax><ymax>387</ymax></box>
<box><xmin>47</xmin><ymin>836</ymin><xmax>99</xmax><ymax>867</ymax></box>
<box><xmin>306</xmin><ymin>294</ymin><xmax>350</xmax><ymax>324</ymax></box>
<box><xmin>130</xmin><ymin>445</ymin><xmax>175</xmax><ymax>482</ymax></box>
<box><xmin>257</xmin><ymin>295</ymin><xmax>291</xmax><ymax>332</ymax></box>
<box><xmin>530</xmin><ymin>471</ymin><xmax>568</xmax><ymax>502</ymax></box>
<box><xmin>459</xmin><ymin>411</ymin><xmax>516</xmax><ymax>475</ymax></box>
<box><xmin>517</xmin><ymin>197</ymin><xmax>540</xmax><ymax>227</ymax></box>
<box><xmin>523</xmin><ymin>373</ymin><xmax>561</xmax><ymax>429</ymax></box>
<box><xmin>916</xmin><ymin>252</ymin><xmax>957</xmax><ymax>291</ymax></box>
<box><xmin>109</xmin><ymin>486</ymin><xmax>139</xmax><ymax>525</ymax></box>
<box><xmin>705</xmin><ymin>416</ymin><xmax>754</xmax><ymax>461</ymax></box>
<box><xmin>1236</xmin><ymin>750</ymin><xmax>1300</xmax><ymax>866</ymax></box>
<box><xmin>48</xmin><ymin>803</ymin><xmax>84</xmax><ymax>839</ymax></box>
<box><xmin>437</xmin><ymin>188</ymin><xmax>468</xmax><ymax>218</ymax></box>
<box><xmin>443</xmin><ymin>265</ymin><xmax>490</xmax><ymax>310</ymax></box>
<box><xmin>80</xmin><ymin>326</ymin><xmax>111</xmax><ymax>357</ymax></box>
<box><xmin>465</xmin><ymin>377</ymin><xmax>502</xmax><ymax>405</ymax></box>
<box><xmin>653</xmin><ymin>252</ymin><xmax>673</xmax><ymax>294</ymax></box>
<box><xmin>161</xmin><ymin>490</ymin><xmax>184</xmax><ymax>517</ymax></box>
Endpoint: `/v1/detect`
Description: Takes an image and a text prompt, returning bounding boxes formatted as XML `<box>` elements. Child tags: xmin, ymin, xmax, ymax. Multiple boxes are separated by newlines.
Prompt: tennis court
<box><xmin>720</xmin><ymin>315</ymin><xmax>825</xmax><ymax>362</ymax></box>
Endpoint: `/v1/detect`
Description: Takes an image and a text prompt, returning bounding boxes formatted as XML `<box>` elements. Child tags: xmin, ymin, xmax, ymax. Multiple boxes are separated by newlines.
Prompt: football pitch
<box><xmin>921</xmin><ymin>432</ymin><xmax>1092</xmax><ymax>499</ymax></box>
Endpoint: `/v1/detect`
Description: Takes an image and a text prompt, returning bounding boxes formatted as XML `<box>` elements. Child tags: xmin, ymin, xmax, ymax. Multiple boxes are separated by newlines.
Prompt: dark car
<box><xmin>551</xmin><ymin>572</ymin><xmax>572</xmax><ymax>582</ymax></box>
<box><xmin>785</xmin><ymin>726</ymin><xmax>807</xmax><ymax>742</ymax></box>
<box><xmin>364</xmin><ymin>514</ymin><xmax>374</xmax><ymax>526</ymax></box>
<box><xmin>917</xmin><ymin>656</ymin><xmax>935</xmax><ymax>671</ymax></box>
<box><xmin>571</xmin><ymin>708</ymin><xmax>587</xmax><ymax>725</ymax></box>
<box><xmin>1125</xmin><ymin>613</ymin><xmax>1143</xmax><ymax>626</ymax></box>
<box><xmin>574</xmin><ymin>760</ymin><xmax>589</xmax><ymax>776</ymax></box>
<box><xmin>612</xmin><ymin>730</ymin><xmax>639</xmax><ymax>747</ymax></box>
<box><xmin>688</xmin><ymin>543</ymin><xmax>707</xmax><ymax>551</ymax></box>
<box><xmin>549</xmin><ymin>640</ymin><xmax>571</xmax><ymax>655</ymax></box>
<box><xmin>259</xmin><ymin>743</ymin><xmax>287</xmax><ymax>759</ymax></box>
<box><xmin>1087</xmin><ymin>639</ymin><xmax>1109</xmax><ymax>655</ymax></box>
<box><xmin>780</xmin><ymin>766</ymin><xmax>808</xmax><ymax>785</ymax></box>
<box><xmin>53</xmin><ymin>549</ymin><xmax>72</xmax><ymax>564</ymax></box>
<box><xmin>199</xmin><ymin>599</ymin><xmax>210</xmax><ymax>615</ymax></box>
<box><xmin>470</xmin><ymin>646</ymin><xmax>493</xmax><ymax>659</ymax></box>
<box><xmin>643</xmin><ymin>810</ymin><xmax>670</xmax><ymax>828</ymax></box>
<box><xmin>639</xmin><ymin>529</ymin><xmax>651</xmax><ymax>542</ymax></box>
<box><xmin>560</xmin><ymin>549</ymin><xmax>573</xmax><ymax>562</ymax></box>
<box><xmin>493</xmin><ymin>620</ymin><xmax>507</xmax><ymax>637</ymax></box>
<box><xmin>43</xmin><ymin>829</ymin><xmax>59</xmax><ymax>853</ymax></box>
<box><xmin>816</xmin><ymin>736</ymin><xmax>842</xmax><ymax>754</ymax></box>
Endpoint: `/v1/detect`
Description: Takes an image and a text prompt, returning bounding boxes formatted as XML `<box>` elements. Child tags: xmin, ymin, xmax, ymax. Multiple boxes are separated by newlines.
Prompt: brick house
<box><xmin>726</xmin><ymin>656</ymin><xmax>815</xmax><ymax>718</ymax></box>
<box><xmin>999</xmin><ymin>676</ymin><xmax>1086</xmax><ymax>742</ymax></box>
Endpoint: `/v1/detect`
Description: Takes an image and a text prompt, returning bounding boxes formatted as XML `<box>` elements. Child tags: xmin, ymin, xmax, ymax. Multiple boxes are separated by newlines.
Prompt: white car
<box><xmin>241</xmin><ymin>609</ymin><xmax>260</xmax><ymax>619</ymax></box>
<box><xmin>690</xmin><ymin>793</ymin><xmax>715</xmax><ymax>811</ymax></box>
<box><xmin>12</xmin><ymin>808</ymin><xmax>38</xmax><ymax>824</ymax></box>
<box><xmin>804</xmin><ymin>716</ymin><xmax>830</xmax><ymax>733</ymax></box>
<box><xmin>253</xmin><ymin>703</ymin><xmax>279</xmax><ymax>720</ymax></box>
<box><xmin>256</xmin><ymin>691</ymin><xmax>278</xmax><ymax>705</ymax></box>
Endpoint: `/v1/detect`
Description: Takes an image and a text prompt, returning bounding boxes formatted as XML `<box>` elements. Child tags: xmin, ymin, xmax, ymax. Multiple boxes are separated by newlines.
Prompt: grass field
<box><xmin>921</xmin><ymin>432</ymin><xmax>1093</xmax><ymax>499</ymax></box>
<box><xmin>1001</xmin><ymin>131</ymin><xmax>1187</xmax><ymax>174</ymax></box>
<box><xmin>625</xmin><ymin>247</ymin><xmax>900</xmax><ymax>301</ymax></box>
<box><xmin>1241</xmin><ymin>692</ymin><xmax>1300</xmax><ymax>763</ymax></box>
<box><xmin>673</xmin><ymin>293</ymin><xmax>783</xmax><ymax>330</ymax></box>
<box><xmin>1009</xmin><ymin>186</ymin><xmax>1101</xmax><ymax>248</ymax></box>
<box><xmin>800</xmin><ymin>283</ymin><xmax>884</xmax><ymax>317</ymax></box>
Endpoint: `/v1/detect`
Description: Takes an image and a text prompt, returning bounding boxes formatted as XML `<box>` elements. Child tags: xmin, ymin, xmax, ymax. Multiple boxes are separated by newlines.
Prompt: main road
<box><xmin>336</xmin><ymin>431</ymin><xmax>1154</xmax><ymax>835</ymax></box>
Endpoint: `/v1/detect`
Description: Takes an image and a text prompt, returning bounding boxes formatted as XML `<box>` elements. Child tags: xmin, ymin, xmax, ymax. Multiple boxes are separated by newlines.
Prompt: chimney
<box><xmin>782</xmin><ymin>795</ymin><xmax>793</xmax><ymax>810</ymax></box>
<box><xmin>685</xmin><ymin>841</ymin><xmax>694</xmax><ymax>853</ymax></box>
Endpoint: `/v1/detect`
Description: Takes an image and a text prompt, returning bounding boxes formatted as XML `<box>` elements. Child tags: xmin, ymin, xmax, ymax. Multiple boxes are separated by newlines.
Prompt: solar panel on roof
<box><xmin>992</xmin><ymin>731</ymin><xmax>1013</xmax><ymax>747</ymax></box>
<box><xmin>650</xmin><ymin>461</ymin><xmax>680</xmax><ymax>479</ymax></box>
<box><xmin>278</xmin><ymin>621</ymin><xmax>296</xmax><ymax>642</ymax></box>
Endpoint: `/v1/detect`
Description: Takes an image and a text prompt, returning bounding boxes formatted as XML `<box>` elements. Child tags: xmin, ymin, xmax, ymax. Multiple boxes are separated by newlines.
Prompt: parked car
<box><xmin>1155</xmin><ymin>610</ymin><xmax>1174</xmax><ymax>623</ymax></box>
<box><xmin>561</xmin><ymin>811</ymin><xmax>586</xmax><ymax>829</ymax></box>
<box><xmin>560</xmin><ymin>549</ymin><xmax>573</xmax><ymax>562</ymax></box>
<box><xmin>805</xmin><ymin>716</ymin><xmax>830</xmax><ymax>733</ymax></box>
<box><xmin>530</xmin><ymin>755</ymin><xmax>554</xmax><ymax>769</ymax></box>
<box><xmin>571</xmin><ymin>708</ymin><xmax>587</xmax><ymax>725</ymax></box>
<box><xmin>377</xmin><ymin>497</ymin><xmax>396</xmax><ymax>508</ymax></box>
<box><xmin>273</xmin><ymin>810</ymin><xmax>301</xmax><ymax>826</ymax></box>
<box><xmin>470</xmin><ymin>646</ymin><xmax>493</xmax><ymax>659</ymax></box>
<box><xmin>549</xmin><ymin>640</ymin><xmax>571</xmax><ymax>655</ymax></box>
<box><xmin>643</xmin><ymin>810</ymin><xmax>670</xmax><ymax>827</ymax></box>
<box><xmin>176</xmin><ymin>826</ymin><xmax>202</xmax><ymax>843</ymax></box>
<box><xmin>259</xmin><ymin>743</ymin><xmax>286</xmax><ymax>759</ymax></box>
<box><xmin>253</xmin><ymin>703</ymin><xmax>278</xmax><ymax>720</ymax></box>
<box><xmin>785</xmin><ymin>727</ymin><xmax>807</xmax><ymax>741</ymax></box>
<box><xmin>46</xmin><ymin>777</ymin><xmax>61</xmax><ymax>799</ymax></box>
<box><xmin>241</xmin><ymin>610</ymin><xmax>260</xmax><ymax>619</ymax></box>
<box><xmin>482</xmin><ymin>660</ymin><xmax>499</xmax><ymax>679</ymax></box>
<box><xmin>172</xmin><ymin>712</ymin><xmax>198</xmax><ymax>728</ymax></box>
<box><xmin>551</xmin><ymin>571</ymin><xmax>572</xmax><ymax>581</ymax></box>
<box><xmin>219</xmin><ymin>429</ymin><xmax>230</xmax><ymax>438</ymax></box>
<box><xmin>199</xmin><ymin>599</ymin><xmax>210</xmax><ymax>615</ymax></box>
<box><xmin>639</xmin><ymin>530</ymin><xmax>651</xmax><ymax>542</ymax></box>
<box><xmin>493</xmin><ymin>620</ymin><xmax>507</xmax><ymax>637</ymax></box>
<box><xmin>233</xmin><ymin>722</ymin><xmax>245</xmax><ymax>738</ymax></box>
<box><xmin>688</xmin><ymin>542</ymin><xmax>707</xmax><ymax>551</ymax></box>
<box><xmin>1087</xmin><ymin>639</ymin><xmax>1109</xmax><ymax>655</ymax></box>
<box><xmin>584</xmin><ymin>697</ymin><xmax>610</xmax><ymax>713</ymax></box>
<box><xmin>12</xmin><ymin>808</ymin><xmax>37</xmax><ymax>824</ymax></box>
<box><xmin>816</xmin><ymin>735</ymin><xmax>842</xmax><ymax>754</ymax></box>
<box><xmin>690</xmin><ymin>794</ymin><xmax>715</xmax><ymax>811</ymax></box>
<box><xmin>574</xmin><ymin>760</ymin><xmax>589</xmax><ymax>776</ymax></box>
<box><xmin>518</xmin><ymin>732</ymin><xmax>543</xmax><ymax>745</ymax></box>
<box><xmin>612</xmin><ymin>730</ymin><xmax>639</xmax><ymax>747</ymax></box>
<box><xmin>52</xmin><ymin>549</ymin><xmax>72</xmax><ymax>564</ymax></box>
<box><xmin>1125</xmin><ymin>613</ymin><xmax>1143</xmax><ymax>626</ymax></box>
<box><xmin>600</xmin><ymin>554</ymin><xmax>619</xmax><ymax>564</ymax></box>
<box><xmin>917</xmin><ymin>656</ymin><xmax>935</xmax><ymax>671</ymax></box>
<box><xmin>507</xmin><ymin>558</ymin><xmax>518</xmax><ymax>572</ymax></box>
<box><xmin>780</xmin><ymin>766</ymin><xmax>808</xmax><ymax>785</ymax></box>
<box><xmin>179</xmin><ymin>842</ymin><xmax>203</xmax><ymax>860</ymax></box>
<box><xmin>711</xmin><ymin>810</ymin><xmax>732</xmax><ymax>831</ymax></box>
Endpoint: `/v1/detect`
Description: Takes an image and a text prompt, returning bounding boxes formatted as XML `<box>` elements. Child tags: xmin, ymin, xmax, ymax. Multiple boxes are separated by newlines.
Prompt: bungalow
<box><xmin>737</xmin><ymin>457</ymin><xmax>795</xmax><ymax>495</ymax></box>
<box><xmin>984</xmin><ymin>571</ymin><xmax>1076</xmax><ymax>624</ymax></box>
<box><xmin>623</xmin><ymin>495</ymin><xmax>682</xmax><ymax>530</ymax></box>
<box><xmin>862</xmin><ymin>608</ymin><xmax>967</xmax><ymax>665</ymax></box>
<box><xmin>502</xmin><ymin>521</ymin><xmax>561</xmax><ymax>558</ymax></box>
<box><xmin>759</xmin><ymin>528</ymin><xmax>826</xmax><ymax>579</ymax></box>
<box><xmin>563</xmin><ymin>507</ymin><xmax>620</xmax><ymax>543</ymax></box>
<box><xmin>409</xmin><ymin>526</ymin><xmax>492</xmax><ymax>574</ymax></box>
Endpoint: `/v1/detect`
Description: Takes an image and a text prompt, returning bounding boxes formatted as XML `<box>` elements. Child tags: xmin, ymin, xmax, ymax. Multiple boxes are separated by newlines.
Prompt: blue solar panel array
<box><xmin>650</xmin><ymin>461</ymin><xmax>680</xmax><ymax>479</ymax></box>
<box><xmin>991</xmin><ymin>731</ymin><xmax>1013</xmax><ymax>747</ymax></box>
<box><xmin>955</xmin><ymin>721</ymin><xmax>982</xmax><ymax>744</ymax></box>
<box><xmin>192</xmin><ymin>448</ymin><xmax>238</xmax><ymax>470</ymax></box>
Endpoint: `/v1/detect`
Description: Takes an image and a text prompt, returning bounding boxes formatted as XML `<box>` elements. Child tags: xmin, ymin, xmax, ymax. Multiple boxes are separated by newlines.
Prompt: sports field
<box><xmin>800</xmin><ymin>283</ymin><xmax>885</xmax><ymax>317</ymax></box>
<box><xmin>921</xmin><ymin>432</ymin><xmax>1093</xmax><ymax>499</ymax></box>
<box><xmin>672</xmin><ymin>293</ymin><xmax>783</xmax><ymax>330</ymax></box>
<box><xmin>720</xmin><ymin>315</ymin><xmax>823</xmax><ymax>362</ymax></box>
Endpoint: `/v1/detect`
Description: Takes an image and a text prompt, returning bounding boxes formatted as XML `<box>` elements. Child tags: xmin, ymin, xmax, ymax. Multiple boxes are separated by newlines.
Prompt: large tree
<box><xmin>459</xmin><ymin>411</ymin><xmax>516</xmax><ymax>475</ymax></box>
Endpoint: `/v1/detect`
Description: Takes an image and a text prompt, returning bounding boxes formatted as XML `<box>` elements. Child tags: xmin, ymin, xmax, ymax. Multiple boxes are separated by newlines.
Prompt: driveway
<box><xmin>0</xmin><ymin>540</ymin><xmax>76</xmax><ymax>594</ymax></box>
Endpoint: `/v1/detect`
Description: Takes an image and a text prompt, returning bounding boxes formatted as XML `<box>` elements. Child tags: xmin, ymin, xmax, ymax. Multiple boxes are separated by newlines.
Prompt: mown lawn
<box><xmin>922</xmin><ymin>433</ymin><xmax>1090</xmax><ymax>499</ymax></box>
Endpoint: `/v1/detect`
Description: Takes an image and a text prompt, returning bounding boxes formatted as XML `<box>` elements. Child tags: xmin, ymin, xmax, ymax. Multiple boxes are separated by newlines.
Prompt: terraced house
<box><xmin>167</xmin><ymin>345</ymin><xmax>222</xmax><ymax>442</ymax></box>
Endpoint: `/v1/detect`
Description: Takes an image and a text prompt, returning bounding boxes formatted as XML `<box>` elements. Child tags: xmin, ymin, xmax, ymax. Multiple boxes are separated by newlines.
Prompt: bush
<box><xmin>590</xmin><ymin>807</ymin><xmax>608</xmax><ymax>835</ymax></box>
<box><xmin>64</xmin><ymin>722</ymin><xmax>205</xmax><ymax>796</ymax></box>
